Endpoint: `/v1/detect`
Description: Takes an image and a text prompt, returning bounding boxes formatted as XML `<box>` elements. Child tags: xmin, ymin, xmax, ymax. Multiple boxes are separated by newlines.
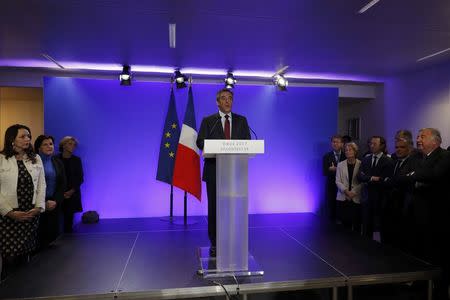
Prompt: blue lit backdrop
<box><xmin>44</xmin><ymin>77</ymin><xmax>337</xmax><ymax>218</ymax></box>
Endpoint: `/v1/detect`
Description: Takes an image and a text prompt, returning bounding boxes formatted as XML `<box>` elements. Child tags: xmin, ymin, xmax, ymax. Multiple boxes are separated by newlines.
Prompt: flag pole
<box><xmin>172</xmin><ymin>76</ymin><xmax>198</xmax><ymax>226</ymax></box>
<box><xmin>184</xmin><ymin>191</ymin><xmax>187</xmax><ymax>225</ymax></box>
<box><xmin>170</xmin><ymin>185</ymin><xmax>174</xmax><ymax>220</ymax></box>
<box><xmin>183</xmin><ymin>77</ymin><xmax>191</xmax><ymax>225</ymax></box>
<box><xmin>170</xmin><ymin>80</ymin><xmax>174</xmax><ymax>220</ymax></box>
<box><xmin>184</xmin><ymin>77</ymin><xmax>191</xmax><ymax>225</ymax></box>
<box><xmin>159</xmin><ymin>80</ymin><xmax>177</xmax><ymax>223</ymax></box>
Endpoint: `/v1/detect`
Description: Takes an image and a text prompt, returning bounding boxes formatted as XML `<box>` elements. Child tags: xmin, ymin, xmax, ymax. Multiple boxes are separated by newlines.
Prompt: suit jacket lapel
<box><xmin>231</xmin><ymin>114</ymin><xmax>238</xmax><ymax>139</ymax></box>
<box><xmin>213</xmin><ymin>113</ymin><xmax>225</xmax><ymax>138</ymax></box>
<box><xmin>343</xmin><ymin>160</ymin><xmax>349</xmax><ymax>182</ymax></box>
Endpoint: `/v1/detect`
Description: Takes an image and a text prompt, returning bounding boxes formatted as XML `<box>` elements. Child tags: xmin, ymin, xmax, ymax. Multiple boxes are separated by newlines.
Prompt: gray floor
<box><xmin>0</xmin><ymin>213</ymin><xmax>439</xmax><ymax>300</ymax></box>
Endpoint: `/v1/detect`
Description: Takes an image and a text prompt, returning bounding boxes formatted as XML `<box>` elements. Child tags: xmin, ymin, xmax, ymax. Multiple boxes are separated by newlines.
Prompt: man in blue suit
<box><xmin>196</xmin><ymin>88</ymin><xmax>251</xmax><ymax>255</ymax></box>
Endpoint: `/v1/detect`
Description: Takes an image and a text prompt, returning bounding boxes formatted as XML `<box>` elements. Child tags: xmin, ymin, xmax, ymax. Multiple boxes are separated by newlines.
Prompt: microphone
<box><xmin>208</xmin><ymin>115</ymin><xmax>222</xmax><ymax>138</ymax></box>
<box><xmin>249</xmin><ymin>126</ymin><xmax>258</xmax><ymax>140</ymax></box>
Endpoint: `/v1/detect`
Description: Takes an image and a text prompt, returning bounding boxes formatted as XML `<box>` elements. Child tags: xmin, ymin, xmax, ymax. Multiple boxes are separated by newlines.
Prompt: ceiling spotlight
<box><xmin>358</xmin><ymin>0</ymin><xmax>381</xmax><ymax>14</ymax></box>
<box><xmin>273</xmin><ymin>74</ymin><xmax>288</xmax><ymax>91</ymax></box>
<box><xmin>224</xmin><ymin>72</ymin><xmax>237</xmax><ymax>89</ymax></box>
<box><xmin>119</xmin><ymin>65</ymin><xmax>131</xmax><ymax>86</ymax></box>
<box><xmin>173</xmin><ymin>70</ymin><xmax>187</xmax><ymax>88</ymax></box>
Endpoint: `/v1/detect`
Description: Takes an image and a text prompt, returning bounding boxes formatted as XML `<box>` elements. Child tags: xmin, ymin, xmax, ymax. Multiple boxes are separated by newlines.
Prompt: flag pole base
<box><xmin>172</xmin><ymin>216</ymin><xmax>198</xmax><ymax>226</ymax></box>
<box><xmin>159</xmin><ymin>216</ymin><xmax>174</xmax><ymax>223</ymax></box>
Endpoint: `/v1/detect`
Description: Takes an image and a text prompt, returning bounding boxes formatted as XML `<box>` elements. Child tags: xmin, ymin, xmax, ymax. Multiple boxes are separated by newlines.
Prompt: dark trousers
<box><xmin>361</xmin><ymin>196</ymin><xmax>380</xmax><ymax>238</ymax></box>
<box><xmin>205</xmin><ymin>179</ymin><xmax>216</xmax><ymax>247</ymax></box>
<box><xmin>38</xmin><ymin>204</ymin><xmax>62</xmax><ymax>249</ymax></box>
<box><xmin>380</xmin><ymin>199</ymin><xmax>413</xmax><ymax>250</ymax></box>
<box><xmin>325</xmin><ymin>183</ymin><xmax>338</xmax><ymax>221</ymax></box>
<box><xmin>62</xmin><ymin>199</ymin><xmax>75</xmax><ymax>233</ymax></box>
<box><xmin>336</xmin><ymin>200</ymin><xmax>361</xmax><ymax>233</ymax></box>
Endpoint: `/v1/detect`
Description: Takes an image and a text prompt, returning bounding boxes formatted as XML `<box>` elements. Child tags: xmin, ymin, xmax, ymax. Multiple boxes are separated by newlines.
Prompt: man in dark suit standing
<box><xmin>357</xmin><ymin>136</ymin><xmax>393</xmax><ymax>240</ymax></box>
<box><xmin>383</xmin><ymin>136</ymin><xmax>420</xmax><ymax>251</ymax></box>
<box><xmin>196</xmin><ymin>88</ymin><xmax>251</xmax><ymax>255</ymax></box>
<box><xmin>322</xmin><ymin>135</ymin><xmax>345</xmax><ymax>222</ymax></box>
<box><xmin>409</xmin><ymin>128</ymin><xmax>450</xmax><ymax>299</ymax></box>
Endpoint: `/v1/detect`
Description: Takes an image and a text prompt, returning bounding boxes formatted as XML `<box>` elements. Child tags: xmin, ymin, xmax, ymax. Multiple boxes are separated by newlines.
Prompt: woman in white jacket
<box><xmin>335</xmin><ymin>142</ymin><xmax>362</xmax><ymax>233</ymax></box>
<box><xmin>0</xmin><ymin>124</ymin><xmax>46</xmax><ymax>278</ymax></box>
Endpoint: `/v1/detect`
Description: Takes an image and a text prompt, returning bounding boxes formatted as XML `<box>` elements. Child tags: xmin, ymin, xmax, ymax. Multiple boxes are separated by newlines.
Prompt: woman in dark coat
<box><xmin>58</xmin><ymin>136</ymin><xmax>84</xmax><ymax>233</ymax></box>
<box><xmin>34</xmin><ymin>135</ymin><xmax>66</xmax><ymax>248</ymax></box>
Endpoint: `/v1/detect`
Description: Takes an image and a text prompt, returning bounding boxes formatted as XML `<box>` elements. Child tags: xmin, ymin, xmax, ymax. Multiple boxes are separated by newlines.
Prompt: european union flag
<box><xmin>156</xmin><ymin>89</ymin><xmax>180</xmax><ymax>184</ymax></box>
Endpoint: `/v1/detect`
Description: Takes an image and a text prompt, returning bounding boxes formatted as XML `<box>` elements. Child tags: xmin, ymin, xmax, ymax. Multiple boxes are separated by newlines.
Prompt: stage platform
<box><xmin>0</xmin><ymin>213</ymin><xmax>439</xmax><ymax>300</ymax></box>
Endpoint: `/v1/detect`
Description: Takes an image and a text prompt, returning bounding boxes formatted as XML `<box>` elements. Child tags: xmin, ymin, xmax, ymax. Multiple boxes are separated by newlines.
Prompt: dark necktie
<box><xmin>224</xmin><ymin>115</ymin><xmax>230</xmax><ymax>139</ymax></box>
<box><xmin>371</xmin><ymin>155</ymin><xmax>378</xmax><ymax>169</ymax></box>
<box><xmin>393</xmin><ymin>160</ymin><xmax>402</xmax><ymax>176</ymax></box>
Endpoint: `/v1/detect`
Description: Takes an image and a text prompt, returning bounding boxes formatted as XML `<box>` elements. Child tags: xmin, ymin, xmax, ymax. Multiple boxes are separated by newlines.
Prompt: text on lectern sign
<box><xmin>203</xmin><ymin>140</ymin><xmax>265</xmax><ymax>157</ymax></box>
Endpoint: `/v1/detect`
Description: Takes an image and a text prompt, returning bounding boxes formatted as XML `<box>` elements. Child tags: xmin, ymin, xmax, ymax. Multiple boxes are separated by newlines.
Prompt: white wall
<box><xmin>384</xmin><ymin>61</ymin><xmax>450</xmax><ymax>150</ymax></box>
<box><xmin>338</xmin><ymin>85</ymin><xmax>386</xmax><ymax>153</ymax></box>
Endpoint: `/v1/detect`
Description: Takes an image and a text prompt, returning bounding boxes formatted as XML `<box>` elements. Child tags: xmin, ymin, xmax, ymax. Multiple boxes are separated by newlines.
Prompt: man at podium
<box><xmin>196</xmin><ymin>88</ymin><xmax>251</xmax><ymax>256</ymax></box>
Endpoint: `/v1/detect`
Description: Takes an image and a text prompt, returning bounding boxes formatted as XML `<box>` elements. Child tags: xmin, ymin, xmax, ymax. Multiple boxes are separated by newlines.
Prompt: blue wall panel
<box><xmin>44</xmin><ymin>77</ymin><xmax>337</xmax><ymax>218</ymax></box>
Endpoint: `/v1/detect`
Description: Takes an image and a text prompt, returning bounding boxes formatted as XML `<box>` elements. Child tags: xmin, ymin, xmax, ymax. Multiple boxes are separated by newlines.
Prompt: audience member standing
<box><xmin>410</xmin><ymin>128</ymin><xmax>450</xmax><ymax>299</ymax></box>
<box><xmin>335</xmin><ymin>142</ymin><xmax>362</xmax><ymax>232</ymax></box>
<box><xmin>383</xmin><ymin>136</ymin><xmax>420</xmax><ymax>252</ymax></box>
<box><xmin>322</xmin><ymin>135</ymin><xmax>345</xmax><ymax>222</ymax></box>
<box><xmin>58</xmin><ymin>136</ymin><xmax>84</xmax><ymax>233</ymax></box>
<box><xmin>0</xmin><ymin>124</ymin><xmax>45</xmax><ymax>279</ymax></box>
<box><xmin>34</xmin><ymin>135</ymin><xmax>67</xmax><ymax>248</ymax></box>
<box><xmin>357</xmin><ymin>136</ymin><xmax>393</xmax><ymax>240</ymax></box>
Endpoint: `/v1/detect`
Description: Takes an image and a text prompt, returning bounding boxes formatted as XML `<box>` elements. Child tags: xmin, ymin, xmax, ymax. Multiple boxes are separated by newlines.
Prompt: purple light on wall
<box><xmin>232</xmin><ymin>70</ymin><xmax>275</xmax><ymax>78</ymax></box>
<box><xmin>0</xmin><ymin>59</ymin><xmax>56</xmax><ymax>68</ymax></box>
<box><xmin>44</xmin><ymin>77</ymin><xmax>337</xmax><ymax>218</ymax></box>
<box><xmin>1</xmin><ymin>58</ymin><xmax>380</xmax><ymax>83</ymax></box>
<box><xmin>61</xmin><ymin>62</ymin><xmax>122</xmax><ymax>71</ymax></box>
<box><xmin>180</xmin><ymin>68</ymin><xmax>228</xmax><ymax>76</ymax></box>
<box><xmin>287</xmin><ymin>72</ymin><xmax>383</xmax><ymax>83</ymax></box>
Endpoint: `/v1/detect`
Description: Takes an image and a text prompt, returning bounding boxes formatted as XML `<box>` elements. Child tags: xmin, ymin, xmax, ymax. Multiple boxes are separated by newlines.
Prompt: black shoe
<box><xmin>209</xmin><ymin>247</ymin><xmax>216</xmax><ymax>257</ymax></box>
<box><xmin>1</xmin><ymin>269</ymin><xmax>7</xmax><ymax>281</ymax></box>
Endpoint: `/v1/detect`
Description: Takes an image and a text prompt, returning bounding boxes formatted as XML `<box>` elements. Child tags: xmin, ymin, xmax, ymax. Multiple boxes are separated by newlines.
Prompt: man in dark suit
<box><xmin>409</xmin><ymin>128</ymin><xmax>450</xmax><ymax>299</ymax></box>
<box><xmin>196</xmin><ymin>88</ymin><xmax>251</xmax><ymax>255</ymax></box>
<box><xmin>383</xmin><ymin>136</ymin><xmax>420</xmax><ymax>251</ymax></box>
<box><xmin>357</xmin><ymin>136</ymin><xmax>393</xmax><ymax>240</ymax></box>
<box><xmin>322</xmin><ymin>135</ymin><xmax>345</xmax><ymax>222</ymax></box>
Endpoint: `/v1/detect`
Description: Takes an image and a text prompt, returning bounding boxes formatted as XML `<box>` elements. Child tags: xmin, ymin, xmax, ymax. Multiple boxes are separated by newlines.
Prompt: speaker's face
<box><xmin>217</xmin><ymin>91</ymin><xmax>233</xmax><ymax>114</ymax></box>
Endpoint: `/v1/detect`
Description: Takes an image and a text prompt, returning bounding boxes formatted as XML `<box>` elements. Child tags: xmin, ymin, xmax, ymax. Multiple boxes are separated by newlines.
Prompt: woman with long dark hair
<box><xmin>0</xmin><ymin>124</ymin><xmax>46</xmax><ymax>278</ymax></box>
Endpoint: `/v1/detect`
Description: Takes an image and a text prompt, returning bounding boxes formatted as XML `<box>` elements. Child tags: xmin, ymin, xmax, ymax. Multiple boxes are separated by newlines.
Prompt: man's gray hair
<box><xmin>420</xmin><ymin>128</ymin><xmax>442</xmax><ymax>144</ymax></box>
<box><xmin>396</xmin><ymin>137</ymin><xmax>414</xmax><ymax>147</ymax></box>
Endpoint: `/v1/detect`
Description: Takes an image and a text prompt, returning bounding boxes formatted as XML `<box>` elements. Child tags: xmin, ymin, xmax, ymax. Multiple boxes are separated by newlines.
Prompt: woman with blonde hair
<box><xmin>58</xmin><ymin>136</ymin><xmax>84</xmax><ymax>233</ymax></box>
<box><xmin>335</xmin><ymin>142</ymin><xmax>362</xmax><ymax>233</ymax></box>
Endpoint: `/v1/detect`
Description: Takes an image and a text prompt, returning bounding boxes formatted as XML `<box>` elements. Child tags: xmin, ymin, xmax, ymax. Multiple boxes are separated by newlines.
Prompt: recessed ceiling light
<box><xmin>169</xmin><ymin>24</ymin><xmax>176</xmax><ymax>48</ymax></box>
<box><xmin>417</xmin><ymin>47</ymin><xmax>450</xmax><ymax>62</ymax></box>
<box><xmin>41</xmin><ymin>53</ymin><xmax>64</xmax><ymax>69</ymax></box>
<box><xmin>358</xmin><ymin>0</ymin><xmax>380</xmax><ymax>14</ymax></box>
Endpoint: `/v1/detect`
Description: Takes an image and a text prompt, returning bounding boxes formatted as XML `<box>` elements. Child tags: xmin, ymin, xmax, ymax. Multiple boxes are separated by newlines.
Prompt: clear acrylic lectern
<box><xmin>197</xmin><ymin>140</ymin><xmax>264</xmax><ymax>278</ymax></box>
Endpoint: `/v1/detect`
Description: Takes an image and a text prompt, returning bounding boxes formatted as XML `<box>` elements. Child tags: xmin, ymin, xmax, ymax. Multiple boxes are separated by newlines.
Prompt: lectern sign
<box><xmin>203</xmin><ymin>140</ymin><xmax>264</xmax><ymax>157</ymax></box>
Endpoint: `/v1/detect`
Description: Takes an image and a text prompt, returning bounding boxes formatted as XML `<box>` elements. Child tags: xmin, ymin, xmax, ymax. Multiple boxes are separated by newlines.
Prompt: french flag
<box><xmin>172</xmin><ymin>86</ymin><xmax>202</xmax><ymax>201</ymax></box>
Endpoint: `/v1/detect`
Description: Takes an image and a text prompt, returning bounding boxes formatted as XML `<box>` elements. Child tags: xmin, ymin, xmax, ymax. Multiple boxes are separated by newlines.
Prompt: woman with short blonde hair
<box><xmin>58</xmin><ymin>136</ymin><xmax>83</xmax><ymax>233</ymax></box>
<box><xmin>335</xmin><ymin>142</ymin><xmax>362</xmax><ymax>233</ymax></box>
